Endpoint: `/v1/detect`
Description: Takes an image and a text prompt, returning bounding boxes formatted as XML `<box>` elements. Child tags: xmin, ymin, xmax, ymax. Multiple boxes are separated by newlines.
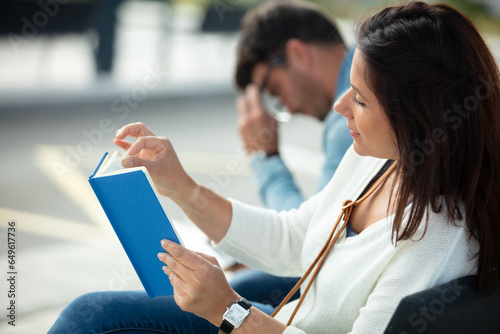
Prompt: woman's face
<box><xmin>334</xmin><ymin>49</ymin><xmax>398</xmax><ymax>160</ymax></box>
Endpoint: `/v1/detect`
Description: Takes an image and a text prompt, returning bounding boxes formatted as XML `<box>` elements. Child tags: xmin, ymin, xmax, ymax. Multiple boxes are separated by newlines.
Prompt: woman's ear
<box><xmin>284</xmin><ymin>38</ymin><xmax>313</xmax><ymax>70</ymax></box>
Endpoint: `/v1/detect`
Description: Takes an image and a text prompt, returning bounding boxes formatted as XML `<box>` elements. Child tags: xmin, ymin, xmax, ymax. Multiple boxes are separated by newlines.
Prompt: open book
<box><xmin>88</xmin><ymin>151</ymin><xmax>183</xmax><ymax>298</ymax></box>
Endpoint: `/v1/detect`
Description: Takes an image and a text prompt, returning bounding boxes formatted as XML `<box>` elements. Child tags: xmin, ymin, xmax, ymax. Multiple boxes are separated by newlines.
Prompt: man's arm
<box><xmin>251</xmin><ymin>154</ymin><xmax>305</xmax><ymax>211</ymax></box>
<box><xmin>251</xmin><ymin>111</ymin><xmax>352</xmax><ymax>211</ymax></box>
<box><xmin>316</xmin><ymin>111</ymin><xmax>353</xmax><ymax>192</ymax></box>
<box><xmin>237</xmin><ymin>85</ymin><xmax>305</xmax><ymax>211</ymax></box>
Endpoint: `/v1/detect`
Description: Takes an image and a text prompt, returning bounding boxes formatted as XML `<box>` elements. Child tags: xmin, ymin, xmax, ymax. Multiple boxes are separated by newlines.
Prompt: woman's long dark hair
<box><xmin>357</xmin><ymin>1</ymin><xmax>500</xmax><ymax>292</ymax></box>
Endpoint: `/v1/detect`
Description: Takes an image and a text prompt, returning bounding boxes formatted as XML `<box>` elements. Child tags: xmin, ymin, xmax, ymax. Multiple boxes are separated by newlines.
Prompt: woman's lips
<box><xmin>349</xmin><ymin>129</ymin><xmax>360</xmax><ymax>137</ymax></box>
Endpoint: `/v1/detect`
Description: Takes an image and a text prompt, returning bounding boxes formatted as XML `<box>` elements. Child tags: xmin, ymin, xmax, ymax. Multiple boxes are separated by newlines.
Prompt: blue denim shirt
<box><xmin>251</xmin><ymin>48</ymin><xmax>355</xmax><ymax>211</ymax></box>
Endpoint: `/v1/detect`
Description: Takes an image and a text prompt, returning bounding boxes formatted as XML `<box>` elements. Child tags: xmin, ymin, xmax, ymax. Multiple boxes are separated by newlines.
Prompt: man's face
<box><xmin>251</xmin><ymin>60</ymin><xmax>334</xmax><ymax>122</ymax></box>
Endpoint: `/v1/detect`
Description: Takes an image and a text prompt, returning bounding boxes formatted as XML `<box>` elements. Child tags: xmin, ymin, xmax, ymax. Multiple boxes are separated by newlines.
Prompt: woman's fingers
<box><xmin>160</xmin><ymin>254</ymin><xmax>187</xmax><ymax>285</ymax></box>
<box><xmin>115</xmin><ymin>122</ymin><xmax>155</xmax><ymax>140</ymax></box>
<box><xmin>114</xmin><ymin>126</ymin><xmax>190</xmax><ymax>197</ymax></box>
<box><xmin>125</xmin><ymin>136</ymin><xmax>169</xmax><ymax>157</ymax></box>
<box><xmin>158</xmin><ymin>241</ymin><xmax>220</xmax><ymax>292</ymax></box>
<box><xmin>157</xmin><ymin>240</ymin><xmax>237</xmax><ymax>322</ymax></box>
<box><xmin>195</xmin><ymin>252</ymin><xmax>221</xmax><ymax>267</ymax></box>
<box><xmin>159</xmin><ymin>240</ymin><xmax>205</xmax><ymax>272</ymax></box>
<box><xmin>114</xmin><ymin>122</ymin><xmax>157</xmax><ymax>156</ymax></box>
<box><xmin>158</xmin><ymin>242</ymin><xmax>206</xmax><ymax>303</ymax></box>
<box><xmin>113</xmin><ymin>138</ymin><xmax>132</xmax><ymax>151</ymax></box>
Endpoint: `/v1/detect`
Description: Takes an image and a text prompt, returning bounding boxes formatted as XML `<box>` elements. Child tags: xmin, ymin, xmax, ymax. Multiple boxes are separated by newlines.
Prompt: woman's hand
<box><xmin>113</xmin><ymin>122</ymin><xmax>232</xmax><ymax>243</ymax></box>
<box><xmin>158</xmin><ymin>240</ymin><xmax>239</xmax><ymax>326</ymax></box>
<box><xmin>113</xmin><ymin>122</ymin><xmax>195</xmax><ymax>198</ymax></box>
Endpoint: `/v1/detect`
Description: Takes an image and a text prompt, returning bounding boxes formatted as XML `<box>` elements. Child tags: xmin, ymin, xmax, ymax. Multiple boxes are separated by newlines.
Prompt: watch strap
<box><xmin>219</xmin><ymin>320</ymin><xmax>234</xmax><ymax>334</ymax></box>
<box><xmin>251</xmin><ymin>150</ymin><xmax>280</xmax><ymax>160</ymax></box>
<box><xmin>218</xmin><ymin>298</ymin><xmax>252</xmax><ymax>334</ymax></box>
<box><xmin>237</xmin><ymin>297</ymin><xmax>252</xmax><ymax>310</ymax></box>
<box><xmin>264</xmin><ymin>151</ymin><xmax>279</xmax><ymax>158</ymax></box>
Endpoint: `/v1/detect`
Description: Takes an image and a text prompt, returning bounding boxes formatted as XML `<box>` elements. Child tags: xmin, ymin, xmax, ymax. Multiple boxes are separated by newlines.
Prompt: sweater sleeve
<box><xmin>215</xmin><ymin>193</ymin><xmax>321</xmax><ymax>277</ymax></box>
<box><xmin>283</xmin><ymin>326</ymin><xmax>306</xmax><ymax>334</ymax></box>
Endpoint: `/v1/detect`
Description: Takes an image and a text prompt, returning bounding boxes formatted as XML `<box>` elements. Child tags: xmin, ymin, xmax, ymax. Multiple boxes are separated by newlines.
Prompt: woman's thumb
<box><xmin>122</xmin><ymin>156</ymin><xmax>149</xmax><ymax>169</ymax></box>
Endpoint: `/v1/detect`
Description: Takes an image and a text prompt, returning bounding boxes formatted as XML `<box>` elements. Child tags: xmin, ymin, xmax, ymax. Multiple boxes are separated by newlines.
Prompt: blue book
<box><xmin>88</xmin><ymin>152</ymin><xmax>183</xmax><ymax>298</ymax></box>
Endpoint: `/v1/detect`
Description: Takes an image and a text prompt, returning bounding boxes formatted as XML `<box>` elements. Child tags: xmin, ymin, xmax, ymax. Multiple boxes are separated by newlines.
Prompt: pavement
<box><xmin>0</xmin><ymin>1</ymin><xmax>498</xmax><ymax>333</ymax></box>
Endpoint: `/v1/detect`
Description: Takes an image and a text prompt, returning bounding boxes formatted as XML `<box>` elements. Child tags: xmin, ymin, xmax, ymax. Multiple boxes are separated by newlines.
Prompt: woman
<box><xmin>49</xmin><ymin>2</ymin><xmax>500</xmax><ymax>333</ymax></box>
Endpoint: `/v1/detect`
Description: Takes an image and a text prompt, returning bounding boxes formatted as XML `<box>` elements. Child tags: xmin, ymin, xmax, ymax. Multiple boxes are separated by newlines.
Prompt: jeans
<box><xmin>48</xmin><ymin>291</ymin><xmax>275</xmax><ymax>334</ymax></box>
<box><xmin>229</xmin><ymin>269</ymin><xmax>300</xmax><ymax>307</ymax></box>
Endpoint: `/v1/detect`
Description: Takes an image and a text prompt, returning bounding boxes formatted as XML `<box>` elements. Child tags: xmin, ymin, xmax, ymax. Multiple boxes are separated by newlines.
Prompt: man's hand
<box><xmin>237</xmin><ymin>84</ymin><xmax>279</xmax><ymax>155</ymax></box>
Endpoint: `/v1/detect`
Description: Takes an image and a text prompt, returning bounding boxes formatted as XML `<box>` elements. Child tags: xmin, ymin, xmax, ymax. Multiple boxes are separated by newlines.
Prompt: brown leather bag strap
<box><xmin>271</xmin><ymin>161</ymin><xmax>397</xmax><ymax>325</ymax></box>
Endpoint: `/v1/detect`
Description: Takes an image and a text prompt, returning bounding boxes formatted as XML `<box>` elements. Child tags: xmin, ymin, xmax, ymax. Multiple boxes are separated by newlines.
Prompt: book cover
<box><xmin>88</xmin><ymin>152</ymin><xmax>182</xmax><ymax>298</ymax></box>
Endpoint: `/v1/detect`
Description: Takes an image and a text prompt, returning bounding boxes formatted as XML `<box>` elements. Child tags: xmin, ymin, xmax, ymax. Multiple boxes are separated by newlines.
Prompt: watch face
<box><xmin>224</xmin><ymin>304</ymin><xmax>250</xmax><ymax>326</ymax></box>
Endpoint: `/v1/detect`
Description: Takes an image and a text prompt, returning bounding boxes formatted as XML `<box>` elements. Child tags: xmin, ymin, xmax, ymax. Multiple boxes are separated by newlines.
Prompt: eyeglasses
<box><xmin>259</xmin><ymin>55</ymin><xmax>292</xmax><ymax>123</ymax></box>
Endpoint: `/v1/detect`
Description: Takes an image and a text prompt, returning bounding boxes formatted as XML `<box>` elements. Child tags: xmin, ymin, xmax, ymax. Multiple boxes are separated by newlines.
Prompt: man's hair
<box><xmin>235</xmin><ymin>0</ymin><xmax>345</xmax><ymax>90</ymax></box>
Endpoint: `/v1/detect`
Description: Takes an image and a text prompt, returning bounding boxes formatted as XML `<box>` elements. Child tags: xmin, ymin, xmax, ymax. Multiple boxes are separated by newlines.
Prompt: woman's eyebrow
<box><xmin>351</xmin><ymin>84</ymin><xmax>369</xmax><ymax>102</ymax></box>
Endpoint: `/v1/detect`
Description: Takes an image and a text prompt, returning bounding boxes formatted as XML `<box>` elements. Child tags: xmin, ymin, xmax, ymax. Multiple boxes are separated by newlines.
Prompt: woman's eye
<box><xmin>352</xmin><ymin>96</ymin><xmax>366</xmax><ymax>107</ymax></box>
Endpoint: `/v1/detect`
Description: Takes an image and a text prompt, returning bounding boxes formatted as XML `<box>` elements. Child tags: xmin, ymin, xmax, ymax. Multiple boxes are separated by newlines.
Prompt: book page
<box><xmin>97</xmin><ymin>151</ymin><xmax>125</xmax><ymax>176</ymax></box>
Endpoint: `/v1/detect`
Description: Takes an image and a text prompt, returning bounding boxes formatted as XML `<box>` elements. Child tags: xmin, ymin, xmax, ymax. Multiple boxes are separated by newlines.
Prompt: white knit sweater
<box><xmin>216</xmin><ymin>147</ymin><xmax>478</xmax><ymax>334</ymax></box>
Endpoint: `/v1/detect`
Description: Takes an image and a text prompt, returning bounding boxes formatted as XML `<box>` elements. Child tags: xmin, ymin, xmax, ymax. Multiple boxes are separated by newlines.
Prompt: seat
<box><xmin>384</xmin><ymin>275</ymin><xmax>500</xmax><ymax>334</ymax></box>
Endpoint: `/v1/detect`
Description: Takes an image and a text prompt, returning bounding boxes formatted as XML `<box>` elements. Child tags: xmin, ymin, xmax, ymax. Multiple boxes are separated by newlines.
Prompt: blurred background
<box><xmin>0</xmin><ymin>0</ymin><xmax>498</xmax><ymax>332</ymax></box>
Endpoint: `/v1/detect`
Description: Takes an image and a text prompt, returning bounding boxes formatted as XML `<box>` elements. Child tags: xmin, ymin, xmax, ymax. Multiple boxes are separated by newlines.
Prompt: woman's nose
<box><xmin>333</xmin><ymin>89</ymin><xmax>353</xmax><ymax>119</ymax></box>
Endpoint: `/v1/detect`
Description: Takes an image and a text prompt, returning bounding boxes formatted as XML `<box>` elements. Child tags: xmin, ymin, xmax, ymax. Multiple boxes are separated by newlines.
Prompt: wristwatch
<box><xmin>218</xmin><ymin>298</ymin><xmax>252</xmax><ymax>334</ymax></box>
<box><xmin>251</xmin><ymin>150</ymin><xmax>279</xmax><ymax>160</ymax></box>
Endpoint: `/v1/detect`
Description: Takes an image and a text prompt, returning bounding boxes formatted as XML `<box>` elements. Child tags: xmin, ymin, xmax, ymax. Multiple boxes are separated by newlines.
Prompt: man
<box><xmin>230</xmin><ymin>0</ymin><xmax>355</xmax><ymax>306</ymax></box>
